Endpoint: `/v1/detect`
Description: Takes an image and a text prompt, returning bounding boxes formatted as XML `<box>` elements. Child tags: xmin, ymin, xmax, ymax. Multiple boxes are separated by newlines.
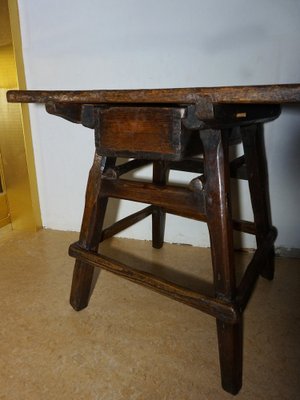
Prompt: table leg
<box><xmin>70</xmin><ymin>153</ymin><xmax>116</xmax><ymax>311</ymax></box>
<box><xmin>242</xmin><ymin>124</ymin><xmax>275</xmax><ymax>280</ymax></box>
<box><xmin>152</xmin><ymin>160</ymin><xmax>169</xmax><ymax>249</ymax></box>
<box><xmin>201</xmin><ymin>129</ymin><xmax>243</xmax><ymax>395</ymax></box>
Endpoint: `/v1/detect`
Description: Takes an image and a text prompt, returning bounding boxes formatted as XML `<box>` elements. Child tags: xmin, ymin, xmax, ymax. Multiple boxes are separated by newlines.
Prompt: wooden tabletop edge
<box><xmin>6</xmin><ymin>83</ymin><xmax>300</xmax><ymax>104</ymax></box>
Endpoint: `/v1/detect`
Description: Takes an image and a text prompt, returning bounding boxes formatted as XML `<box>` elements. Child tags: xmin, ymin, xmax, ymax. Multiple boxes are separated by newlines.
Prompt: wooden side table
<box><xmin>7</xmin><ymin>84</ymin><xmax>300</xmax><ymax>394</ymax></box>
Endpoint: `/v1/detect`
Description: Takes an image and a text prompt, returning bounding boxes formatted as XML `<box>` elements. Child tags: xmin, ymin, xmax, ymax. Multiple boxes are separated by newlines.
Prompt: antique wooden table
<box><xmin>7</xmin><ymin>84</ymin><xmax>300</xmax><ymax>394</ymax></box>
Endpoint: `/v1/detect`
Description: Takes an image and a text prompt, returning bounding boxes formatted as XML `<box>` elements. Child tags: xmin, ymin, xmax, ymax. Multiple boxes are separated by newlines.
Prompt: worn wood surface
<box><xmin>7</xmin><ymin>83</ymin><xmax>300</xmax><ymax>104</ymax></box>
<box><xmin>69</xmin><ymin>154</ymin><xmax>116</xmax><ymax>311</ymax></box>
<box><xmin>201</xmin><ymin>130</ymin><xmax>236</xmax><ymax>299</ymax></box>
<box><xmin>101</xmin><ymin>178</ymin><xmax>206</xmax><ymax>221</ymax></box>
<box><xmin>242</xmin><ymin>124</ymin><xmax>275</xmax><ymax>280</ymax></box>
<box><xmin>200</xmin><ymin>129</ymin><xmax>242</xmax><ymax>394</ymax></box>
<box><xmin>198</xmin><ymin>103</ymin><xmax>281</xmax><ymax>127</ymax></box>
<box><xmin>69</xmin><ymin>241</ymin><xmax>239</xmax><ymax>324</ymax></box>
<box><xmin>102</xmin><ymin>159</ymin><xmax>151</xmax><ymax>179</ymax></box>
<box><xmin>232</xmin><ymin>219</ymin><xmax>256</xmax><ymax>235</ymax></box>
<box><xmin>100</xmin><ymin>206</ymin><xmax>153</xmax><ymax>242</ymax></box>
<box><xmin>9</xmin><ymin>82</ymin><xmax>286</xmax><ymax>395</ymax></box>
<box><xmin>94</xmin><ymin>106</ymin><xmax>186</xmax><ymax>159</ymax></box>
<box><xmin>236</xmin><ymin>227</ymin><xmax>277</xmax><ymax>312</ymax></box>
<box><xmin>152</xmin><ymin>160</ymin><xmax>169</xmax><ymax>249</ymax></box>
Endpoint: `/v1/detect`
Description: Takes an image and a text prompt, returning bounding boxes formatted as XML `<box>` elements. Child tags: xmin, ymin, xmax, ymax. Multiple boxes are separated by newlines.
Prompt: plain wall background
<box><xmin>16</xmin><ymin>0</ymin><xmax>300</xmax><ymax>249</ymax></box>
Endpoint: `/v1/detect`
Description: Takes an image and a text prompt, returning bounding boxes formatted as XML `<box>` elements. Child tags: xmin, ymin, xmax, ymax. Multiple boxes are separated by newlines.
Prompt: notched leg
<box><xmin>152</xmin><ymin>160</ymin><xmax>169</xmax><ymax>249</ymax></box>
<box><xmin>242</xmin><ymin>124</ymin><xmax>275</xmax><ymax>280</ymax></box>
<box><xmin>201</xmin><ymin>128</ymin><xmax>243</xmax><ymax>394</ymax></box>
<box><xmin>70</xmin><ymin>153</ymin><xmax>116</xmax><ymax>311</ymax></box>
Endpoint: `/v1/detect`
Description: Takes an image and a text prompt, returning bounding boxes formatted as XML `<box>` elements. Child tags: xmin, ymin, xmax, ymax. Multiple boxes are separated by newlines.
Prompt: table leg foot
<box><xmin>217</xmin><ymin>319</ymin><xmax>243</xmax><ymax>395</ymax></box>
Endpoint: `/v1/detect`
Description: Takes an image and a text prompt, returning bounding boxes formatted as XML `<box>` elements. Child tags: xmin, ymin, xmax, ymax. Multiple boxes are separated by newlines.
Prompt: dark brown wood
<box><xmin>103</xmin><ymin>159</ymin><xmax>151</xmax><ymax>179</ymax></box>
<box><xmin>44</xmin><ymin>98</ymin><xmax>280</xmax><ymax>136</ymax></box>
<box><xmin>100</xmin><ymin>206</ymin><xmax>153</xmax><ymax>242</ymax></box>
<box><xmin>152</xmin><ymin>161</ymin><xmax>169</xmax><ymax>249</ymax></box>
<box><xmin>200</xmin><ymin>129</ymin><xmax>242</xmax><ymax>395</ymax></box>
<box><xmin>201</xmin><ymin>130</ymin><xmax>236</xmax><ymax>298</ymax></box>
<box><xmin>69</xmin><ymin>241</ymin><xmax>239</xmax><ymax>324</ymax></box>
<box><xmin>230</xmin><ymin>155</ymin><xmax>247</xmax><ymax>180</ymax></box>
<box><xmin>242</xmin><ymin>124</ymin><xmax>275</xmax><ymax>280</ymax></box>
<box><xmin>169</xmin><ymin>156</ymin><xmax>248</xmax><ymax>181</ymax></box>
<box><xmin>94</xmin><ymin>106</ymin><xmax>187</xmax><ymax>160</ymax></box>
<box><xmin>7</xmin><ymin>83</ymin><xmax>300</xmax><ymax>105</ymax></box>
<box><xmin>78</xmin><ymin>155</ymin><xmax>116</xmax><ymax>249</ymax></box>
<box><xmin>196</xmin><ymin>103</ymin><xmax>281</xmax><ymax>126</ymax></box>
<box><xmin>70</xmin><ymin>153</ymin><xmax>116</xmax><ymax>311</ymax></box>
<box><xmin>7</xmin><ymin>83</ymin><xmax>293</xmax><ymax>395</ymax></box>
<box><xmin>236</xmin><ymin>227</ymin><xmax>277</xmax><ymax>312</ymax></box>
<box><xmin>101</xmin><ymin>178</ymin><xmax>206</xmax><ymax>221</ymax></box>
<box><xmin>46</xmin><ymin>102</ymin><xmax>83</xmax><ymax>124</ymax></box>
<box><xmin>169</xmin><ymin>158</ymin><xmax>204</xmax><ymax>173</ymax></box>
<box><xmin>232</xmin><ymin>219</ymin><xmax>256</xmax><ymax>235</ymax></box>
<box><xmin>216</xmin><ymin>320</ymin><xmax>243</xmax><ymax>395</ymax></box>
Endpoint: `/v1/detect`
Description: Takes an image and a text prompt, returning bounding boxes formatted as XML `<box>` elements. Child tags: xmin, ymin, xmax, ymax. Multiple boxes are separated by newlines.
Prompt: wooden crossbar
<box><xmin>103</xmin><ymin>159</ymin><xmax>151</xmax><ymax>179</ymax></box>
<box><xmin>69</xmin><ymin>241</ymin><xmax>239</xmax><ymax>324</ymax></box>
<box><xmin>100</xmin><ymin>206</ymin><xmax>153</xmax><ymax>241</ymax></box>
<box><xmin>101</xmin><ymin>179</ymin><xmax>206</xmax><ymax>221</ymax></box>
<box><xmin>236</xmin><ymin>227</ymin><xmax>277</xmax><ymax>311</ymax></box>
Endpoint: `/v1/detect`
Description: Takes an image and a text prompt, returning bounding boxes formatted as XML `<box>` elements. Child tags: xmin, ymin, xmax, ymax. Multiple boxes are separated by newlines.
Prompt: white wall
<box><xmin>17</xmin><ymin>0</ymin><xmax>300</xmax><ymax>249</ymax></box>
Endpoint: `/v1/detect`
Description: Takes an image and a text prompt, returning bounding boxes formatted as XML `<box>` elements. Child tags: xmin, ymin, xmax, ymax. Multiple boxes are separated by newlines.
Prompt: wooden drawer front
<box><xmin>95</xmin><ymin>107</ymin><xmax>185</xmax><ymax>159</ymax></box>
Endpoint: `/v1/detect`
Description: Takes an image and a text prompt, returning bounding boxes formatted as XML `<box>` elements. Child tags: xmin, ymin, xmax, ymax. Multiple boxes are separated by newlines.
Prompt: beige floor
<box><xmin>0</xmin><ymin>229</ymin><xmax>299</xmax><ymax>400</ymax></box>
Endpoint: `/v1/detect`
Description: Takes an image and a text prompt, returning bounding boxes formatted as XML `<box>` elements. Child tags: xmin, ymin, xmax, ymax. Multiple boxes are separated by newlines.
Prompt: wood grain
<box><xmin>101</xmin><ymin>178</ymin><xmax>206</xmax><ymax>221</ymax></box>
<box><xmin>95</xmin><ymin>106</ymin><xmax>184</xmax><ymax>158</ymax></box>
<box><xmin>69</xmin><ymin>241</ymin><xmax>239</xmax><ymax>324</ymax></box>
<box><xmin>7</xmin><ymin>83</ymin><xmax>300</xmax><ymax>105</ymax></box>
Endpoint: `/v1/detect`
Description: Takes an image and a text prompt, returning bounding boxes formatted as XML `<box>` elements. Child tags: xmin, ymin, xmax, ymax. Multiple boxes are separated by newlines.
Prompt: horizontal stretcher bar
<box><xmin>100</xmin><ymin>179</ymin><xmax>207</xmax><ymax>221</ymax></box>
<box><xmin>69</xmin><ymin>241</ymin><xmax>239</xmax><ymax>324</ymax></box>
<box><xmin>69</xmin><ymin>227</ymin><xmax>275</xmax><ymax>323</ymax></box>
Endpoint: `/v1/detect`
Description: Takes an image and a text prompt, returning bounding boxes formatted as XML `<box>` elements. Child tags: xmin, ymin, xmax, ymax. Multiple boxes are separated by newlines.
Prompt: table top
<box><xmin>6</xmin><ymin>84</ymin><xmax>300</xmax><ymax>105</ymax></box>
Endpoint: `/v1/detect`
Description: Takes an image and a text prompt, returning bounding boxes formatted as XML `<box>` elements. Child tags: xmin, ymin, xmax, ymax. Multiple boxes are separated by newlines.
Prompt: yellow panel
<box><xmin>0</xmin><ymin>152</ymin><xmax>9</xmax><ymax>222</ymax></box>
<box><xmin>7</xmin><ymin>0</ymin><xmax>42</xmax><ymax>230</ymax></box>
<box><xmin>0</xmin><ymin>44</ymin><xmax>17</xmax><ymax>87</ymax></box>
<box><xmin>0</xmin><ymin>151</ymin><xmax>11</xmax><ymax>226</ymax></box>
<box><xmin>0</xmin><ymin>0</ymin><xmax>42</xmax><ymax>232</ymax></box>
<box><xmin>0</xmin><ymin>0</ymin><xmax>11</xmax><ymax>47</ymax></box>
<box><xmin>0</xmin><ymin>89</ymin><xmax>40</xmax><ymax>230</ymax></box>
<box><xmin>0</xmin><ymin>0</ymin><xmax>16</xmax><ymax>87</ymax></box>
<box><xmin>0</xmin><ymin>193</ymin><xmax>9</xmax><ymax>219</ymax></box>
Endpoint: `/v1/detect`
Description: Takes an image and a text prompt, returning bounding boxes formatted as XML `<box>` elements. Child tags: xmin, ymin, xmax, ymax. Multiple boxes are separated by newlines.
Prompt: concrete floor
<box><xmin>0</xmin><ymin>228</ymin><xmax>299</xmax><ymax>400</ymax></box>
